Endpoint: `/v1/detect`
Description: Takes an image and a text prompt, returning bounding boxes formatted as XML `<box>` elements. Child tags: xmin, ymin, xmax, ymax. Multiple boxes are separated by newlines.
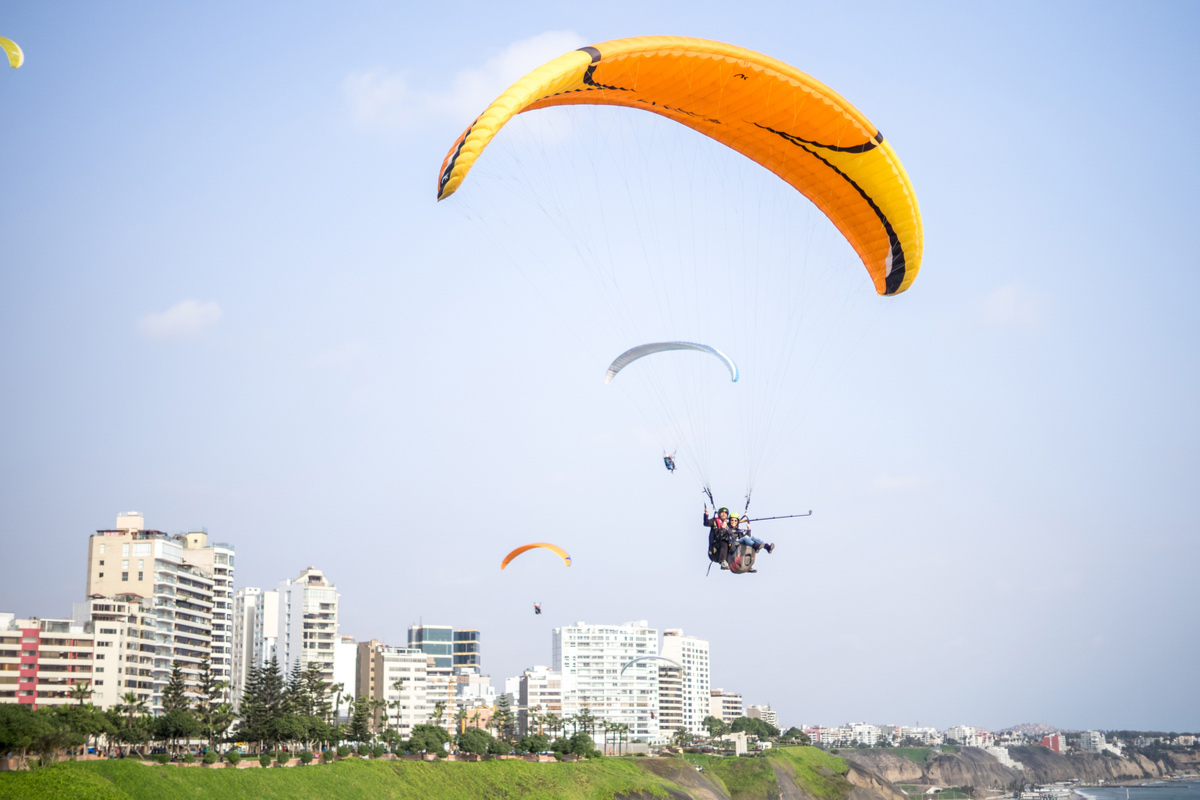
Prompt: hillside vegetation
<box><xmin>0</xmin><ymin>747</ymin><xmax>867</xmax><ymax>800</ymax></box>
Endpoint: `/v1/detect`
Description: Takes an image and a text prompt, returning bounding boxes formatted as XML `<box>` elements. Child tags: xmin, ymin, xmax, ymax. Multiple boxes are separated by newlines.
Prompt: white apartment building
<box><xmin>516</xmin><ymin>665</ymin><xmax>563</xmax><ymax>737</ymax></box>
<box><xmin>376</xmin><ymin>646</ymin><xmax>429</xmax><ymax>737</ymax></box>
<box><xmin>84</xmin><ymin>513</ymin><xmax>231</xmax><ymax>713</ymax></box>
<box><xmin>0</xmin><ymin>614</ymin><xmax>94</xmax><ymax>709</ymax></box>
<box><xmin>660</xmin><ymin>629</ymin><xmax>711</xmax><ymax>736</ymax></box>
<box><xmin>710</xmin><ymin>689</ymin><xmax>744</xmax><ymax>725</ymax></box>
<box><xmin>1079</xmin><ymin>730</ymin><xmax>1120</xmax><ymax>755</ymax></box>
<box><xmin>71</xmin><ymin>596</ymin><xmax>157</xmax><ymax>710</ymax></box>
<box><xmin>945</xmin><ymin>725</ymin><xmax>993</xmax><ymax>748</ymax></box>
<box><xmin>276</xmin><ymin>567</ymin><xmax>338</xmax><ymax>683</ymax></box>
<box><xmin>552</xmin><ymin>620</ymin><xmax>661</xmax><ymax>742</ymax></box>
<box><xmin>230</xmin><ymin>587</ymin><xmax>279</xmax><ymax>708</ymax></box>
<box><xmin>847</xmin><ymin>721</ymin><xmax>879</xmax><ymax>746</ymax></box>
<box><xmin>331</xmin><ymin>634</ymin><xmax>357</xmax><ymax>716</ymax></box>
<box><xmin>900</xmin><ymin>726</ymin><xmax>944</xmax><ymax>745</ymax></box>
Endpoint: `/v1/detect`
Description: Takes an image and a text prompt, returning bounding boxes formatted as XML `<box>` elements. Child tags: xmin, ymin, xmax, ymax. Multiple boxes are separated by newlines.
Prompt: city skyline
<box><xmin>2</xmin><ymin>2</ymin><xmax>1198</xmax><ymax>735</ymax></box>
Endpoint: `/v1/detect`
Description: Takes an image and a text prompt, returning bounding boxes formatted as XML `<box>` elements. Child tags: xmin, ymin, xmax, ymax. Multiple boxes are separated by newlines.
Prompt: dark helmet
<box><xmin>717</xmin><ymin>506</ymin><xmax>729</xmax><ymax>515</ymax></box>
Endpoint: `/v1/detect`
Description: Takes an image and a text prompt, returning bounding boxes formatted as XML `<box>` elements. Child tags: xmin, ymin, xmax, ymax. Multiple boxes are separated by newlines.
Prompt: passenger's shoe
<box><xmin>719</xmin><ymin>562</ymin><xmax>729</xmax><ymax>570</ymax></box>
<box><xmin>765</xmin><ymin>543</ymin><xmax>775</xmax><ymax>554</ymax></box>
<box><xmin>747</xmin><ymin>569</ymin><xmax>757</xmax><ymax>573</ymax></box>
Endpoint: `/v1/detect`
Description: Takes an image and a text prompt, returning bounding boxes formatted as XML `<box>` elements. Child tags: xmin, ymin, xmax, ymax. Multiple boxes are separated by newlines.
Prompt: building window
<box><xmin>122</xmin><ymin>544</ymin><xmax>129</xmax><ymax>557</ymax></box>
<box><xmin>137</xmin><ymin>572</ymin><xmax>143</xmax><ymax>581</ymax></box>
<box><xmin>121</xmin><ymin>573</ymin><xmax>128</xmax><ymax>581</ymax></box>
<box><xmin>122</xmin><ymin>560</ymin><xmax>128</xmax><ymax>569</ymax></box>
<box><xmin>98</xmin><ymin>573</ymin><xmax>104</xmax><ymax>578</ymax></box>
<box><xmin>99</xmin><ymin>560</ymin><xmax>105</xmax><ymax>566</ymax></box>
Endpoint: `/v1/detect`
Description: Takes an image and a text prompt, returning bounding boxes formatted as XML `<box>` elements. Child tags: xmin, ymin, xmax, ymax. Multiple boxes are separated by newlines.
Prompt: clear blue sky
<box><xmin>2</xmin><ymin>1</ymin><xmax>1197</xmax><ymax>732</ymax></box>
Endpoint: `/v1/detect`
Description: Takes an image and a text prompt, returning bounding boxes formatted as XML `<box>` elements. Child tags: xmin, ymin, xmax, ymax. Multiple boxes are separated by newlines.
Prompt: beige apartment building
<box><xmin>0</xmin><ymin>614</ymin><xmax>94</xmax><ymax>709</ymax></box>
<box><xmin>356</xmin><ymin>640</ymin><xmax>428</xmax><ymax>736</ymax></box>
<box><xmin>709</xmin><ymin>688</ymin><xmax>744</xmax><ymax>724</ymax></box>
<box><xmin>81</xmin><ymin>512</ymin><xmax>233</xmax><ymax>713</ymax></box>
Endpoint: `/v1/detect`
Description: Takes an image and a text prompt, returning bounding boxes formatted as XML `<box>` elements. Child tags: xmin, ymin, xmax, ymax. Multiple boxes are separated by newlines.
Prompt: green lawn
<box><xmin>0</xmin><ymin>757</ymin><xmax>678</xmax><ymax>800</ymax></box>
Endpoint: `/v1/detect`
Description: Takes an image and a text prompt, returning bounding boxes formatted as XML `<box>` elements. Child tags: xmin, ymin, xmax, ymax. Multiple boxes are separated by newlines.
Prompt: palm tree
<box><xmin>70</xmin><ymin>680</ymin><xmax>93</xmax><ymax>707</ymax></box>
<box><xmin>544</xmin><ymin>712</ymin><xmax>561</xmax><ymax>741</ymax></box>
<box><xmin>431</xmin><ymin>700</ymin><xmax>446</xmax><ymax>730</ymax></box>
<box><xmin>330</xmin><ymin>682</ymin><xmax>345</xmax><ymax>723</ymax></box>
<box><xmin>454</xmin><ymin>708</ymin><xmax>468</xmax><ymax>735</ymax></box>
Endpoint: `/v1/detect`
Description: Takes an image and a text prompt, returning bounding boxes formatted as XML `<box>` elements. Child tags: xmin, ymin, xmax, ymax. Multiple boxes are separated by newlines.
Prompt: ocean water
<box><xmin>1077</xmin><ymin>785</ymin><xmax>1200</xmax><ymax>800</ymax></box>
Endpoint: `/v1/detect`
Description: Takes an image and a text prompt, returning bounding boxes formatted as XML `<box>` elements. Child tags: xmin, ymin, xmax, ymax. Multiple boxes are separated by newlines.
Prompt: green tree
<box><xmin>703</xmin><ymin>715</ymin><xmax>730</xmax><ymax>739</ymax></box>
<box><xmin>194</xmin><ymin>654</ymin><xmax>232</xmax><ymax>750</ymax></box>
<box><xmin>409</xmin><ymin>723</ymin><xmax>450</xmax><ymax>755</ymax></box>
<box><xmin>672</xmin><ymin>727</ymin><xmax>691</xmax><ymax>747</ymax></box>
<box><xmin>731</xmin><ymin>716</ymin><xmax>779</xmax><ymax>739</ymax></box>
<box><xmin>782</xmin><ymin>727</ymin><xmax>812</xmax><ymax>745</ymax></box>
<box><xmin>569</xmin><ymin>731</ymin><xmax>596</xmax><ymax>756</ymax></box>
<box><xmin>348</xmin><ymin>695</ymin><xmax>373</xmax><ymax>744</ymax></box>
<box><xmin>0</xmin><ymin>703</ymin><xmax>51</xmax><ymax>770</ymax></box>
<box><xmin>457</xmin><ymin>726</ymin><xmax>494</xmax><ymax>755</ymax></box>
<box><xmin>161</xmin><ymin>661</ymin><xmax>190</xmax><ymax>713</ymax></box>
<box><xmin>519</xmin><ymin>732</ymin><xmax>550</xmax><ymax>754</ymax></box>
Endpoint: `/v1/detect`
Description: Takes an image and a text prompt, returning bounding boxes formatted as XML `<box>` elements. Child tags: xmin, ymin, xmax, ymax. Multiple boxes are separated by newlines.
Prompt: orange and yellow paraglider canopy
<box><xmin>437</xmin><ymin>36</ymin><xmax>922</xmax><ymax>296</ymax></box>
<box><xmin>501</xmin><ymin>543</ymin><xmax>572</xmax><ymax>570</ymax></box>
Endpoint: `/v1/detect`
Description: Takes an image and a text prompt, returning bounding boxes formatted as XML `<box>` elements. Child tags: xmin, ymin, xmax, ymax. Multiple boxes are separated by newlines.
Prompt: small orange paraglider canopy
<box><xmin>500</xmin><ymin>543</ymin><xmax>571</xmax><ymax>570</ymax></box>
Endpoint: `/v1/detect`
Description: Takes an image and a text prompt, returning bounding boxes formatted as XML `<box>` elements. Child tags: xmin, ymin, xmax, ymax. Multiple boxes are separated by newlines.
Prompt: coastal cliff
<box><xmin>847</xmin><ymin>747</ymin><xmax>1200</xmax><ymax>790</ymax></box>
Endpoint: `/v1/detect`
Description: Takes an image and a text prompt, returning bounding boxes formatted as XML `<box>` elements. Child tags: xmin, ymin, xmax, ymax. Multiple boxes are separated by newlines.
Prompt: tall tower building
<box><xmin>276</xmin><ymin>567</ymin><xmax>338</xmax><ymax>682</ymax></box>
<box><xmin>82</xmin><ymin>512</ymin><xmax>233</xmax><ymax>714</ymax></box>
<box><xmin>407</xmin><ymin>624</ymin><xmax>453</xmax><ymax>669</ymax></box>
<box><xmin>552</xmin><ymin>620</ymin><xmax>660</xmax><ymax>742</ymax></box>
<box><xmin>453</xmin><ymin>629</ymin><xmax>481</xmax><ymax>669</ymax></box>
<box><xmin>660</xmin><ymin>629</ymin><xmax>710</xmax><ymax>736</ymax></box>
<box><xmin>230</xmin><ymin>587</ymin><xmax>279</xmax><ymax>708</ymax></box>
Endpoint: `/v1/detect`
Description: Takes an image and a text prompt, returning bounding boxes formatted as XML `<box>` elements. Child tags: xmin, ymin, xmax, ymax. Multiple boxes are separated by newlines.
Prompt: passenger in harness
<box><xmin>663</xmin><ymin>453</ymin><xmax>677</xmax><ymax>472</ymax></box>
<box><xmin>725</xmin><ymin>513</ymin><xmax>774</xmax><ymax>574</ymax></box>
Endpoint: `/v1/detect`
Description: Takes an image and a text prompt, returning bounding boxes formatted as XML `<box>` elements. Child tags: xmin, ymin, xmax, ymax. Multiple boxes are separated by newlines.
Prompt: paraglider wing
<box><xmin>620</xmin><ymin>655</ymin><xmax>684</xmax><ymax>676</ymax></box>
<box><xmin>500</xmin><ymin>543</ymin><xmax>572</xmax><ymax>570</ymax></box>
<box><xmin>605</xmin><ymin>342</ymin><xmax>738</xmax><ymax>384</ymax></box>
<box><xmin>437</xmin><ymin>36</ymin><xmax>922</xmax><ymax>296</ymax></box>
<box><xmin>0</xmin><ymin>37</ymin><xmax>23</xmax><ymax>68</ymax></box>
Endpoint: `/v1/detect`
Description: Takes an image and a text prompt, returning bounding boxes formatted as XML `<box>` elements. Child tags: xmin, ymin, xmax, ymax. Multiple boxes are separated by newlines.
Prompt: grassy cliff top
<box><xmin>0</xmin><ymin>747</ymin><xmax>859</xmax><ymax>800</ymax></box>
<box><xmin>0</xmin><ymin>757</ymin><xmax>677</xmax><ymax>800</ymax></box>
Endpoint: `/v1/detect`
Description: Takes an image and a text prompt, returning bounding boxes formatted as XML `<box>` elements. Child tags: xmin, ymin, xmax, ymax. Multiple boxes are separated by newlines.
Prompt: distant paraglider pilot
<box><xmin>534</xmin><ymin>603</ymin><xmax>542</xmax><ymax>615</ymax></box>
<box><xmin>663</xmin><ymin>452</ymin><xmax>676</xmax><ymax>472</ymax></box>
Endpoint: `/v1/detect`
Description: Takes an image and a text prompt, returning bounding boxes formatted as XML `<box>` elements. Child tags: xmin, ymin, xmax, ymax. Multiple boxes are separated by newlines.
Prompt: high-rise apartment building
<box><xmin>660</xmin><ymin>629</ymin><xmax>710</xmax><ymax>736</ymax></box>
<box><xmin>230</xmin><ymin>587</ymin><xmax>280</xmax><ymax>708</ymax></box>
<box><xmin>453</xmin><ymin>629</ymin><xmax>481</xmax><ymax>669</ymax></box>
<box><xmin>516</xmin><ymin>666</ymin><xmax>563</xmax><ymax>737</ymax></box>
<box><xmin>72</xmin><ymin>595</ymin><xmax>157</xmax><ymax>710</ymax></box>
<box><xmin>83</xmin><ymin>513</ymin><xmax>232</xmax><ymax>713</ymax></box>
<box><xmin>332</xmin><ymin>634</ymin><xmax>357</xmax><ymax>716</ymax></box>
<box><xmin>709</xmin><ymin>688</ymin><xmax>744</xmax><ymax>724</ymax></box>
<box><xmin>552</xmin><ymin>620</ymin><xmax>660</xmax><ymax>742</ymax></box>
<box><xmin>365</xmin><ymin>644</ymin><xmax>429</xmax><ymax>737</ymax></box>
<box><xmin>276</xmin><ymin>567</ymin><xmax>338</xmax><ymax>682</ymax></box>
<box><xmin>0</xmin><ymin>614</ymin><xmax>94</xmax><ymax>709</ymax></box>
<box><xmin>657</xmin><ymin>664</ymin><xmax>683</xmax><ymax>736</ymax></box>
<box><xmin>407</xmin><ymin>624</ymin><xmax>453</xmax><ymax>669</ymax></box>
